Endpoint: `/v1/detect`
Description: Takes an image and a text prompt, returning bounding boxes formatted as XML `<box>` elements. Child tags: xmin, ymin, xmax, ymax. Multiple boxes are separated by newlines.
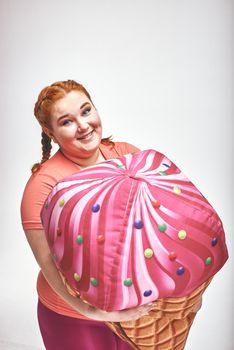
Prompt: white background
<box><xmin>0</xmin><ymin>0</ymin><xmax>233</xmax><ymax>349</ymax></box>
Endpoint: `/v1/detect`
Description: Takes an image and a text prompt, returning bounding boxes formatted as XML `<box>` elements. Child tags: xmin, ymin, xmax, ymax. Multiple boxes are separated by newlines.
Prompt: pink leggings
<box><xmin>37</xmin><ymin>300</ymin><xmax>132</xmax><ymax>350</ymax></box>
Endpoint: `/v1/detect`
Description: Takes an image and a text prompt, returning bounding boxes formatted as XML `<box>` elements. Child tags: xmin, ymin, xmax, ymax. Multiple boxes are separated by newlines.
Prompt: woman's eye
<box><xmin>62</xmin><ymin>119</ymin><xmax>72</xmax><ymax>126</ymax></box>
<box><xmin>82</xmin><ymin>107</ymin><xmax>91</xmax><ymax>116</ymax></box>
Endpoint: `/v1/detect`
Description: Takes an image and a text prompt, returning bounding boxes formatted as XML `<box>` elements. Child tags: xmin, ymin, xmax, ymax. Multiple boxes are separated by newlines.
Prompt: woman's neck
<box><xmin>59</xmin><ymin>148</ymin><xmax>105</xmax><ymax>169</ymax></box>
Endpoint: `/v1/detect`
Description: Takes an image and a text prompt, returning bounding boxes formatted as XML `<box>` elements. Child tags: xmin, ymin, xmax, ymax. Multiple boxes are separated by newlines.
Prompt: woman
<box><xmin>21</xmin><ymin>80</ymin><xmax>153</xmax><ymax>350</ymax></box>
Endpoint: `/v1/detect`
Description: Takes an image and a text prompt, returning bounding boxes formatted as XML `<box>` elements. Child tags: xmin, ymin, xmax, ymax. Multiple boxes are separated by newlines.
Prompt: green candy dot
<box><xmin>205</xmin><ymin>257</ymin><xmax>212</xmax><ymax>266</ymax></box>
<box><xmin>124</xmin><ymin>278</ymin><xmax>133</xmax><ymax>287</ymax></box>
<box><xmin>76</xmin><ymin>235</ymin><xmax>84</xmax><ymax>245</ymax></box>
<box><xmin>158</xmin><ymin>223</ymin><xmax>167</xmax><ymax>232</ymax></box>
<box><xmin>44</xmin><ymin>202</ymin><xmax>48</xmax><ymax>209</ymax></box>
<box><xmin>117</xmin><ymin>165</ymin><xmax>125</xmax><ymax>168</ymax></box>
<box><xmin>74</xmin><ymin>273</ymin><xmax>81</xmax><ymax>282</ymax></box>
<box><xmin>159</xmin><ymin>171</ymin><xmax>167</xmax><ymax>176</ymax></box>
<box><xmin>178</xmin><ymin>230</ymin><xmax>187</xmax><ymax>240</ymax></box>
<box><xmin>144</xmin><ymin>248</ymin><xmax>154</xmax><ymax>258</ymax></box>
<box><xmin>59</xmin><ymin>198</ymin><xmax>65</xmax><ymax>207</ymax></box>
<box><xmin>90</xmin><ymin>277</ymin><xmax>98</xmax><ymax>287</ymax></box>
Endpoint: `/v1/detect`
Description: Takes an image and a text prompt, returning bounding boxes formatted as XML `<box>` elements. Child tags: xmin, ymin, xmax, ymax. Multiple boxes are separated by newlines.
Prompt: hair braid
<box><xmin>31</xmin><ymin>131</ymin><xmax>52</xmax><ymax>173</ymax></box>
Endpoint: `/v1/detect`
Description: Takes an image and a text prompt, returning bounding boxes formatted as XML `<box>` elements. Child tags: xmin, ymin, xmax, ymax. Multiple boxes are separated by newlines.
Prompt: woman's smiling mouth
<box><xmin>77</xmin><ymin>130</ymin><xmax>94</xmax><ymax>140</ymax></box>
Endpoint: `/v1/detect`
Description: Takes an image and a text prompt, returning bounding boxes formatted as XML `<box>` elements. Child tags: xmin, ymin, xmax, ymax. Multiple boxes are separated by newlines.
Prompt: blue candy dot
<box><xmin>92</xmin><ymin>204</ymin><xmax>100</xmax><ymax>213</ymax></box>
<box><xmin>134</xmin><ymin>220</ymin><xmax>143</xmax><ymax>229</ymax></box>
<box><xmin>177</xmin><ymin>266</ymin><xmax>185</xmax><ymax>275</ymax></box>
<box><xmin>143</xmin><ymin>290</ymin><xmax>152</xmax><ymax>297</ymax></box>
<box><xmin>212</xmin><ymin>237</ymin><xmax>218</xmax><ymax>247</ymax></box>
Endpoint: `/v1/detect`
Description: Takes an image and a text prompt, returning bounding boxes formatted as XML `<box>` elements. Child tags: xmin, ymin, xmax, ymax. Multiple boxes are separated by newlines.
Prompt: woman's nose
<box><xmin>76</xmin><ymin>118</ymin><xmax>89</xmax><ymax>132</ymax></box>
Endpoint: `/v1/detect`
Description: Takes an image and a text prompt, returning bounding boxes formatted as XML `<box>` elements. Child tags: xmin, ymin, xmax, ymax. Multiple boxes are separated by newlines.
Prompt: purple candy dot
<box><xmin>143</xmin><ymin>290</ymin><xmax>152</xmax><ymax>297</ymax></box>
<box><xmin>177</xmin><ymin>266</ymin><xmax>185</xmax><ymax>275</ymax></box>
<box><xmin>212</xmin><ymin>237</ymin><xmax>218</xmax><ymax>247</ymax></box>
<box><xmin>134</xmin><ymin>220</ymin><xmax>143</xmax><ymax>229</ymax></box>
<box><xmin>92</xmin><ymin>204</ymin><xmax>100</xmax><ymax>213</ymax></box>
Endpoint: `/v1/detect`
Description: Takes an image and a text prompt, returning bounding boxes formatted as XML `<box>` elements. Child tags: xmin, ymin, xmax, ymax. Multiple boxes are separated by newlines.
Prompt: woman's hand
<box><xmin>81</xmin><ymin>301</ymin><xmax>155</xmax><ymax>322</ymax></box>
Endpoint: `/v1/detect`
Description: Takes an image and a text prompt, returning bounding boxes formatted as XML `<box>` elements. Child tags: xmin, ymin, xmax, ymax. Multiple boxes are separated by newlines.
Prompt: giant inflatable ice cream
<box><xmin>41</xmin><ymin>149</ymin><xmax>228</xmax><ymax>349</ymax></box>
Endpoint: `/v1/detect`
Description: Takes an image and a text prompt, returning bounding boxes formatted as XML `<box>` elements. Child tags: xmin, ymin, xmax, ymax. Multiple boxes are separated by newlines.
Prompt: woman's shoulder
<box><xmin>109</xmin><ymin>141</ymin><xmax>141</xmax><ymax>155</ymax></box>
<box><xmin>21</xmin><ymin>151</ymin><xmax>78</xmax><ymax>230</ymax></box>
<box><xmin>31</xmin><ymin>150</ymin><xmax>78</xmax><ymax>182</ymax></box>
<box><xmin>22</xmin><ymin>151</ymin><xmax>78</xmax><ymax>199</ymax></box>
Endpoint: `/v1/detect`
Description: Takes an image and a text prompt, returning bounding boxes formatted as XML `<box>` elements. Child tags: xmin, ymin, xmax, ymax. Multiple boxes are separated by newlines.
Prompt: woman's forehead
<box><xmin>52</xmin><ymin>91</ymin><xmax>89</xmax><ymax>116</ymax></box>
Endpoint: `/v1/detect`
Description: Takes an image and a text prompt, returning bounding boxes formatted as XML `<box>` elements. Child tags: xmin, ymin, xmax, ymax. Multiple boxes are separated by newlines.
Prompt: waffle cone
<box><xmin>105</xmin><ymin>278</ymin><xmax>212</xmax><ymax>350</ymax></box>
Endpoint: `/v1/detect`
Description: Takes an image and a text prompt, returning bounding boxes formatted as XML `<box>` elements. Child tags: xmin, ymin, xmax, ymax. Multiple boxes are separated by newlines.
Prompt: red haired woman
<box><xmin>21</xmin><ymin>80</ymin><xmax>152</xmax><ymax>349</ymax></box>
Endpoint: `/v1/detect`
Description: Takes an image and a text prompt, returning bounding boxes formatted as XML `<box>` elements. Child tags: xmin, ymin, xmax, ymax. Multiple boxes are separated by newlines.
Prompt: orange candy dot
<box><xmin>169</xmin><ymin>251</ymin><xmax>177</xmax><ymax>261</ymax></box>
<box><xmin>152</xmin><ymin>200</ymin><xmax>161</xmax><ymax>209</ymax></box>
<box><xmin>97</xmin><ymin>235</ymin><xmax>105</xmax><ymax>244</ymax></box>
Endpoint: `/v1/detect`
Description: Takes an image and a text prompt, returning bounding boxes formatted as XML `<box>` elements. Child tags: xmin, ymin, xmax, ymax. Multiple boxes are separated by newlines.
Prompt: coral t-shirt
<box><xmin>21</xmin><ymin>141</ymin><xmax>140</xmax><ymax>319</ymax></box>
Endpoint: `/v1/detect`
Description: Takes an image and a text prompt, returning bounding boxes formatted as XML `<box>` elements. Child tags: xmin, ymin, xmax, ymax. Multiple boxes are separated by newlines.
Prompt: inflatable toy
<box><xmin>41</xmin><ymin>149</ymin><xmax>228</xmax><ymax>349</ymax></box>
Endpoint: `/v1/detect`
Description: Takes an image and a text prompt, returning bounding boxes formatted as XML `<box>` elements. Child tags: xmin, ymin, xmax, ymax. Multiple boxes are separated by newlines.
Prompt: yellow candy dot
<box><xmin>59</xmin><ymin>198</ymin><xmax>65</xmax><ymax>207</ymax></box>
<box><xmin>74</xmin><ymin>273</ymin><xmax>81</xmax><ymax>282</ymax></box>
<box><xmin>144</xmin><ymin>248</ymin><xmax>154</xmax><ymax>258</ymax></box>
<box><xmin>178</xmin><ymin>230</ymin><xmax>187</xmax><ymax>240</ymax></box>
<box><xmin>173</xmin><ymin>186</ymin><xmax>181</xmax><ymax>194</ymax></box>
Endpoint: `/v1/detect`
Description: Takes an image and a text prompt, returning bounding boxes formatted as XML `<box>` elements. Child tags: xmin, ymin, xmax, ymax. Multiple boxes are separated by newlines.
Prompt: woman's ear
<box><xmin>43</xmin><ymin>127</ymin><xmax>58</xmax><ymax>144</ymax></box>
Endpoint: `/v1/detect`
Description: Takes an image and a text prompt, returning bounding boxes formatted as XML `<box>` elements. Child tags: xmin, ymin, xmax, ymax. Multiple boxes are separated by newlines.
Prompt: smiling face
<box><xmin>44</xmin><ymin>90</ymin><xmax>103</xmax><ymax>165</ymax></box>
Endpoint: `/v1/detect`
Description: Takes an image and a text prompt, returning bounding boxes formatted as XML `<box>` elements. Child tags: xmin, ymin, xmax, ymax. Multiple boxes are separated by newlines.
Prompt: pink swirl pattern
<box><xmin>41</xmin><ymin>149</ymin><xmax>228</xmax><ymax>311</ymax></box>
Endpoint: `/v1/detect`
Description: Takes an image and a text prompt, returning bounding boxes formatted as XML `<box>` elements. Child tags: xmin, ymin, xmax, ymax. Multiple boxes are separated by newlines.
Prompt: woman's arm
<box><xmin>24</xmin><ymin>229</ymin><xmax>154</xmax><ymax>322</ymax></box>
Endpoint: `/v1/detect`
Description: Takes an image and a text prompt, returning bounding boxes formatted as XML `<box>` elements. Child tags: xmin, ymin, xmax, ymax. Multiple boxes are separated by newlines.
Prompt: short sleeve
<box><xmin>21</xmin><ymin>173</ymin><xmax>57</xmax><ymax>230</ymax></box>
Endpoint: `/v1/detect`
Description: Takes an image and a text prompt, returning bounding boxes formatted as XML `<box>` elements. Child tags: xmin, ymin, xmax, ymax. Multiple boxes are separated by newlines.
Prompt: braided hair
<box><xmin>31</xmin><ymin>131</ymin><xmax>52</xmax><ymax>173</ymax></box>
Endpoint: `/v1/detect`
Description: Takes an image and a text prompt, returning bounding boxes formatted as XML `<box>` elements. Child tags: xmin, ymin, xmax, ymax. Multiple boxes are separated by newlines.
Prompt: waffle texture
<box><xmin>106</xmin><ymin>278</ymin><xmax>211</xmax><ymax>350</ymax></box>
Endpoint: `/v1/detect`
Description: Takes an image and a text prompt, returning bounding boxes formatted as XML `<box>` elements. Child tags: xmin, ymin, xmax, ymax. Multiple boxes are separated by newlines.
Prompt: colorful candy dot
<box><xmin>124</xmin><ymin>278</ymin><xmax>133</xmax><ymax>287</ymax></box>
<box><xmin>97</xmin><ymin>235</ymin><xmax>105</xmax><ymax>244</ymax></box>
<box><xmin>44</xmin><ymin>202</ymin><xmax>48</xmax><ymax>209</ymax></box>
<box><xmin>74</xmin><ymin>273</ymin><xmax>81</xmax><ymax>282</ymax></box>
<box><xmin>162</xmin><ymin>163</ymin><xmax>170</xmax><ymax>168</ymax></box>
<box><xmin>211</xmin><ymin>237</ymin><xmax>218</xmax><ymax>247</ymax></box>
<box><xmin>158</xmin><ymin>223</ymin><xmax>167</xmax><ymax>232</ymax></box>
<box><xmin>76</xmin><ymin>235</ymin><xmax>84</xmax><ymax>245</ymax></box>
<box><xmin>169</xmin><ymin>251</ymin><xmax>177</xmax><ymax>261</ymax></box>
<box><xmin>90</xmin><ymin>278</ymin><xmax>98</xmax><ymax>287</ymax></box>
<box><xmin>117</xmin><ymin>165</ymin><xmax>125</xmax><ymax>168</ymax></box>
<box><xmin>57</xmin><ymin>228</ymin><xmax>62</xmax><ymax>237</ymax></box>
<box><xmin>159</xmin><ymin>171</ymin><xmax>167</xmax><ymax>176</ymax></box>
<box><xmin>134</xmin><ymin>220</ymin><xmax>143</xmax><ymax>229</ymax></box>
<box><xmin>177</xmin><ymin>266</ymin><xmax>185</xmax><ymax>275</ymax></box>
<box><xmin>131</xmin><ymin>152</ymin><xmax>138</xmax><ymax>155</ymax></box>
<box><xmin>92</xmin><ymin>204</ymin><xmax>100</xmax><ymax>213</ymax></box>
<box><xmin>178</xmin><ymin>230</ymin><xmax>187</xmax><ymax>240</ymax></box>
<box><xmin>143</xmin><ymin>290</ymin><xmax>152</xmax><ymax>297</ymax></box>
<box><xmin>144</xmin><ymin>248</ymin><xmax>154</xmax><ymax>258</ymax></box>
<box><xmin>173</xmin><ymin>186</ymin><xmax>181</xmax><ymax>194</ymax></box>
<box><xmin>152</xmin><ymin>200</ymin><xmax>161</xmax><ymax>209</ymax></box>
<box><xmin>59</xmin><ymin>198</ymin><xmax>65</xmax><ymax>207</ymax></box>
<box><xmin>205</xmin><ymin>257</ymin><xmax>212</xmax><ymax>266</ymax></box>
